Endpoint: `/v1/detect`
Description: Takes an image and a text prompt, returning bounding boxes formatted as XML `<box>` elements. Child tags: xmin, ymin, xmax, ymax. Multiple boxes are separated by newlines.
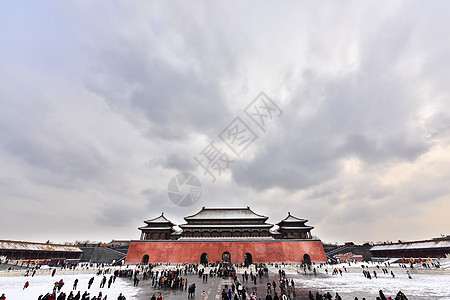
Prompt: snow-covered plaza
<box><xmin>289</xmin><ymin>267</ymin><xmax>450</xmax><ymax>299</ymax></box>
<box><xmin>263</xmin><ymin>262</ymin><xmax>450</xmax><ymax>299</ymax></box>
<box><xmin>0</xmin><ymin>270</ymin><xmax>140</xmax><ymax>300</ymax></box>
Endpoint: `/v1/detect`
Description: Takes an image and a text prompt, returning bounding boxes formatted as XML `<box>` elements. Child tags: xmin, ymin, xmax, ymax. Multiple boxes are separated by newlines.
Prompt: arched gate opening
<box><xmin>200</xmin><ymin>253</ymin><xmax>208</xmax><ymax>265</ymax></box>
<box><xmin>303</xmin><ymin>253</ymin><xmax>311</xmax><ymax>265</ymax></box>
<box><xmin>141</xmin><ymin>254</ymin><xmax>149</xmax><ymax>264</ymax></box>
<box><xmin>222</xmin><ymin>251</ymin><xmax>231</xmax><ymax>263</ymax></box>
<box><xmin>244</xmin><ymin>252</ymin><xmax>253</xmax><ymax>266</ymax></box>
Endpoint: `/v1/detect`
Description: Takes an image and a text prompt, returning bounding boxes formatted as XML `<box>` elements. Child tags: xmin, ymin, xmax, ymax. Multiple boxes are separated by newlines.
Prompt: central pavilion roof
<box><xmin>184</xmin><ymin>206</ymin><xmax>269</xmax><ymax>221</ymax></box>
<box><xmin>179</xmin><ymin>224</ymin><xmax>274</xmax><ymax>228</ymax></box>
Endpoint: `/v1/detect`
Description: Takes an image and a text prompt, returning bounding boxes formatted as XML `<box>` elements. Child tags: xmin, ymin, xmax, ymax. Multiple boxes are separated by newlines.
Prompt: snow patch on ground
<box><xmin>0</xmin><ymin>273</ymin><xmax>139</xmax><ymax>300</ymax></box>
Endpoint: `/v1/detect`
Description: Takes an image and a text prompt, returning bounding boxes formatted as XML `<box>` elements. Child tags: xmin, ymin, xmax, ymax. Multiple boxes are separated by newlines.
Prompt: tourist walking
<box><xmin>117</xmin><ymin>293</ymin><xmax>126</xmax><ymax>300</ymax></box>
<box><xmin>82</xmin><ymin>291</ymin><xmax>90</xmax><ymax>300</ymax></box>
<box><xmin>73</xmin><ymin>291</ymin><xmax>81</xmax><ymax>300</ymax></box>
<box><xmin>88</xmin><ymin>277</ymin><xmax>94</xmax><ymax>289</ymax></box>
<box><xmin>188</xmin><ymin>284</ymin><xmax>193</xmax><ymax>298</ymax></box>
<box><xmin>100</xmin><ymin>276</ymin><xmax>107</xmax><ymax>288</ymax></box>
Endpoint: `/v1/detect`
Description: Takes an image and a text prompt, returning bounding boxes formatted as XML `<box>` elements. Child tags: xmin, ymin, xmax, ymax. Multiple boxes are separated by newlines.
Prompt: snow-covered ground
<box><xmin>0</xmin><ymin>273</ymin><xmax>140</xmax><ymax>300</ymax></box>
<box><xmin>270</xmin><ymin>262</ymin><xmax>450</xmax><ymax>299</ymax></box>
<box><xmin>293</xmin><ymin>272</ymin><xmax>450</xmax><ymax>299</ymax></box>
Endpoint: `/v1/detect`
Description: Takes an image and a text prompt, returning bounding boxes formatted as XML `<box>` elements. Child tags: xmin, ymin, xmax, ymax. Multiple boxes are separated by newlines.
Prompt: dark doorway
<box><xmin>141</xmin><ymin>254</ymin><xmax>149</xmax><ymax>264</ymax></box>
<box><xmin>222</xmin><ymin>251</ymin><xmax>231</xmax><ymax>263</ymax></box>
<box><xmin>244</xmin><ymin>252</ymin><xmax>253</xmax><ymax>266</ymax></box>
<box><xmin>200</xmin><ymin>253</ymin><xmax>208</xmax><ymax>265</ymax></box>
<box><xmin>303</xmin><ymin>253</ymin><xmax>311</xmax><ymax>265</ymax></box>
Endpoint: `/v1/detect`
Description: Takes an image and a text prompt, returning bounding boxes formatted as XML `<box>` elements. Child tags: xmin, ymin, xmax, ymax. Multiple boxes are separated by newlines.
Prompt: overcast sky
<box><xmin>1</xmin><ymin>1</ymin><xmax>450</xmax><ymax>245</ymax></box>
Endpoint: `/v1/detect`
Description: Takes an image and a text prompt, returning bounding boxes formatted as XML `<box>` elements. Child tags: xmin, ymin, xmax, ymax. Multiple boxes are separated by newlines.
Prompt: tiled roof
<box><xmin>184</xmin><ymin>207</ymin><xmax>268</xmax><ymax>221</ymax></box>
<box><xmin>277</xmin><ymin>226</ymin><xmax>313</xmax><ymax>230</ymax></box>
<box><xmin>371</xmin><ymin>240</ymin><xmax>450</xmax><ymax>251</ymax></box>
<box><xmin>278</xmin><ymin>212</ymin><xmax>308</xmax><ymax>223</ymax></box>
<box><xmin>138</xmin><ymin>226</ymin><xmax>175</xmax><ymax>231</ymax></box>
<box><xmin>177</xmin><ymin>237</ymin><xmax>276</xmax><ymax>241</ymax></box>
<box><xmin>144</xmin><ymin>213</ymin><xmax>175</xmax><ymax>226</ymax></box>
<box><xmin>0</xmin><ymin>240</ymin><xmax>82</xmax><ymax>252</ymax></box>
<box><xmin>179</xmin><ymin>224</ymin><xmax>274</xmax><ymax>229</ymax></box>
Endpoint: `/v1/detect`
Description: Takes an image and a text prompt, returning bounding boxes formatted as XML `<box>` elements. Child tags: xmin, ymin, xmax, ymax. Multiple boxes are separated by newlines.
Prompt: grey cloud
<box><xmin>80</xmin><ymin>6</ymin><xmax>240</xmax><ymax>142</ymax></box>
<box><xmin>0</xmin><ymin>101</ymin><xmax>107</xmax><ymax>189</ymax></box>
<box><xmin>163</xmin><ymin>153</ymin><xmax>195</xmax><ymax>172</ymax></box>
<box><xmin>147</xmin><ymin>153</ymin><xmax>195</xmax><ymax>174</ymax></box>
<box><xmin>340</xmin><ymin>133</ymin><xmax>429</xmax><ymax>164</ymax></box>
<box><xmin>4</xmin><ymin>136</ymin><xmax>106</xmax><ymax>187</ymax></box>
<box><xmin>231</xmin><ymin>24</ymin><xmax>435</xmax><ymax>191</ymax></box>
<box><xmin>96</xmin><ymin>201</ymin><xmax>145</xmax><ymax>228</ymax></box>
<box><xmin>425</xmin><ymin>112</ymin><xmax>450</xmax><ymax>141</ymax></box>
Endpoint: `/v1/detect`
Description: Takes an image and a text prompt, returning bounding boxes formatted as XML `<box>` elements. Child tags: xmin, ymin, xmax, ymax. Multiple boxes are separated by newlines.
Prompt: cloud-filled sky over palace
<box><xmin>1</xmin><ymin>0</ymin><xmax>450</xmax><ymax>244</ymax></box>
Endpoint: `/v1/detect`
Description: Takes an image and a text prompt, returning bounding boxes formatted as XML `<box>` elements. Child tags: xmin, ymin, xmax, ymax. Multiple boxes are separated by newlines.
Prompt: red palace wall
<box><xmin>125</xmin><ymin>240</ymin><xmax>327</xmax><ymax>264</ymax></box>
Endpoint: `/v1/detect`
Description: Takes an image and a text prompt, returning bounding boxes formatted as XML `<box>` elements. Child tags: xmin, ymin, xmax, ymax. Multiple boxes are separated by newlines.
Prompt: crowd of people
<box><xmin>303</xmin><ymin>289</ymin><xmax>408</xmax><ymax>300</ymax></box>
<box><xmin>231</xmin><ymin>262</ymin><xmax>412</xmax><ymax>300</ymax></box>
<box><xmin>0</xmin><ymin>259</ymin><xmax>433</xmax><ymax>300</ymax></box>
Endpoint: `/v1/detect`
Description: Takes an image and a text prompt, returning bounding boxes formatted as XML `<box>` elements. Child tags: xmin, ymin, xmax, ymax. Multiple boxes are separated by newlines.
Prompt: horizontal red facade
<box><xmin>125</xmin><ymin>240</ymin><xmax>327</xmax><ymax>263</ymax></box>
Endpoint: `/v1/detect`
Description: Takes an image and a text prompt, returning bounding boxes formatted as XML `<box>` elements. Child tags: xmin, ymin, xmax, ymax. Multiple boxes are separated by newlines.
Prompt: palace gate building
<box><xmin>0</xmin><ymin>240</ymin><xmax>82</xmax><ymax>263</ymax></box>
<box><xmin>125</xmin><ymin>207</ymin><xmax>327</xmax><ymax>264</ymax></box>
